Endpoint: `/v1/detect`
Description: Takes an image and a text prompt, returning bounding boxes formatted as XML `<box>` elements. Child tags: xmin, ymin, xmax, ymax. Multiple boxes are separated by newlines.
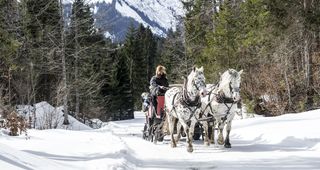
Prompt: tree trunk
<box><xmin>59</xmin><ymin>0</ymin><xmax>69</xmax><ymax>125</ymax></box>
<box><xmin>284</xmin><ymin>56</ymin><xmax>292</xmax><ymax>110</ymax></box>
<box><xmin>304</xmin><ymin>0</ymin><xmax>314</xmax><ymax>110</ymax></box>
<box><xmin>8</xmin><ymin>68</ymin><xmax>11</xmax><ymax>105</ymax></box>
<box><xmin>74</xmin><ymin>11</ymin><xmax>80</xmax><ymax>120</ymax></box>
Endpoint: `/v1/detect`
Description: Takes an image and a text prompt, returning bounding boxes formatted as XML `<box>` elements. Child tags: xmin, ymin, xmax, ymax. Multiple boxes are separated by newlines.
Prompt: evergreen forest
<box><xmin>1</xmin><ymin>0</ymin><xmax>320</xmax><ymax>122</ymax></box>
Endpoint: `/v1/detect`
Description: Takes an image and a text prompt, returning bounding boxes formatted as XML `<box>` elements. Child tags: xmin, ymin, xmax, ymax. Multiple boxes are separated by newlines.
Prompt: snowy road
<box><xmin>99</xmin><ymin>112</ymin><xmax>320</xmax><ymax>170</ymax></box>
<box><xmin>1</xmin><ymin>110</ymin><xmax>320</xmax><ymax>170</ymax></box>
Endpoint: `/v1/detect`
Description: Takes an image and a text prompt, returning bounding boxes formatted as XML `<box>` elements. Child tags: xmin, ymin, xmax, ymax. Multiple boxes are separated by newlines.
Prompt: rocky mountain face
<box><xmin>63</xmin><ymin>0</ymin><xmax>184</xmax><ymax>42</ymax></box>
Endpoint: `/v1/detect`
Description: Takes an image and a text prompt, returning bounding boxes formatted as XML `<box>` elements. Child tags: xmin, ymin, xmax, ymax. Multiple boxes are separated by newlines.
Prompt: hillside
<box><xmin>63</xmin><ymin>0</ymin><xmax>184</xmax><ymax>41</ymax></box>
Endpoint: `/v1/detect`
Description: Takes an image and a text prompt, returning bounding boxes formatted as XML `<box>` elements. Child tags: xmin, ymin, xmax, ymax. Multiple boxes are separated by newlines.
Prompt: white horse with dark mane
<box><xmin>165</xmin><ymin>66</ymin><xmax>207</xmax><ymax>152</ymax></box>
<box><xmin>201</xmin><ymin>69</ymin><xmax>243</xmax><ymax>148</ymax></box>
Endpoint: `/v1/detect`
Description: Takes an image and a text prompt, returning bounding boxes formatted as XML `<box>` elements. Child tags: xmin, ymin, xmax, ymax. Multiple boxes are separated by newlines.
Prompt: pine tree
<box><xmin>122</xmin><ymin>24</ymin><xmax>144</xmax><ymax>109</ymax></box>
<box><xmin>22</xmin><ymin>0</ymin><xmax>62</xmax><ymax>103</ymax></box>
<box><xmin>143</xmin><ymin>27</ymin><xmax>157</xmax><ymax>85</ymax></box>
<box><xmin>133</xmin><ymin>24</ymin><xmax>148</xmax><ymax>103</ymax></box>
<box><xmin>0</xmin><ymin>0</ymin><xmax>20</xmax><ymax>105</ymax></box>
<box><xmin>159</xmin><ymin>28</ymin><xmax>188</xmax><ymax>83</ymax></box>
<box><xmin>67</xmin><ymin>0</ymin><xmax>111</xmax><ymax>120</ymax></box>
<box><xmin>111</xmin><ymin>49</ymin><xmax>134</xmax><ymax>120</ymax></box>
<box><xmin>204</xmin><ymin>0</ymin><xmax>242</xmax><ymax>80</ymax></box>
<box><xmin>183</xmin><ymin>0</ymin><xmax>214</xmax><ymax>79</ymax></box>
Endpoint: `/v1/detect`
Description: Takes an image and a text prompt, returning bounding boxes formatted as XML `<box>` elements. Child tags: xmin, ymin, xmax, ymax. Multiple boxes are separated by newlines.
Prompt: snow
<box><xmin>63</xmin><ymin>0</ymin><xmax>184</xmax><ymax>37</ymax></box>
<box><xmin>63</xmin><ymin>0</ymin><xmax>113</xmax><ymax>4</ymax></box>
<box><xmin>115</xmin><ymin>1</ymin><xmax>166</xmax><ymax>36</ymax></box>
<box><xmin>104</xmin><ymin>31</ymin><xmax>116</xmax><ymax>41</ymax></box>
<box><xmin>124</xmin><ymin>0</ymin><xmax>184</xmax><ymax>31</ymax></box>
<box><xmin>1</xmin><ymin>109</ymin><xmax>320</xmax><ymax>169</ymax></box>
<box><xmin>93</xmin><ymin>5</ymin><xmax>99</xmax><ymax>14</ymax></box>
<box><xmin>16</xmin><ymin>101</ymin><xmax>91</xmax><ymax>130</ymax></box>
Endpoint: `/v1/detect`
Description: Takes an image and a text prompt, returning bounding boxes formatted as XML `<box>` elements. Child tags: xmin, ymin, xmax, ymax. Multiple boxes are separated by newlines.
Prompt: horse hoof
<box><xmin>224</xmin><ymin>144</ymin><xmax>232</xmax><ymax>148</ymax></box>
<box><xmin>204</xmin><ymin>141</ymin><xmax>210</xmax><ymax>146</ymax></box>
<box><xmin>174</xmin><ymin>137</ymin><xmax>180</xmax><ymax>143</ymax></box>
<box><xmin>218</xmin><ymin>140</ymin><xmax>224</xmax><ymax>145</ymax></box>
<box><xmin>187</xmin><ymin>147</ymin><xmax>193</xmax><ymax>153</ymax></box>
<box><xmin>171</xmin><ymin>143</ymin><xmax>177</xmax><ymax>148</ymax></box>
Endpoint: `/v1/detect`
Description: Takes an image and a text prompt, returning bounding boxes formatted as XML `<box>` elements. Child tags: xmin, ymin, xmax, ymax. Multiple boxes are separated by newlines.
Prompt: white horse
<box><xmin>165</xmin><ymin>66</ymin><xmax>207</xmax><ymax>152</ymax></box>
<box><xmin>201</xmin><ymin>69</ymin><xmax>243</xmax><ymax>148</ymax></box>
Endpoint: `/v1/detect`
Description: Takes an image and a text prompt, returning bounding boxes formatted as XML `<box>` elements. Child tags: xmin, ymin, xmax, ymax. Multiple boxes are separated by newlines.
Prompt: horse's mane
<box><xmin>181</xmin><ymin>76</ymin><xmax>201</xmax><ymax>107</ymax></box>
<box><xmin>213</xmin><ymin>69</ymin><xmax>242</xmax><ymax>95</ymax></box>
<box><xmin>228</xmin><ymin>69</ymin><xmax>239</xmax><ymax>78</ymax></box>
<box><xmin>219</xmin><ymin>69</ymin><xmax>240</xmax><ymax>86</ymax></box>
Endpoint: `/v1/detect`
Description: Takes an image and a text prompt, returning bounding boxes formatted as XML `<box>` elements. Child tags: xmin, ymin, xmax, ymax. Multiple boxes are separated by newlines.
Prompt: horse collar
<box><xmin>215</xmin><ymin>92</ymin><xmax>235</xmax><ymax>104</ymax></box>
<box><xmin>180</xmin><ymin>95</ymin><xmax>201</xmax><ymax>108</ymax></box>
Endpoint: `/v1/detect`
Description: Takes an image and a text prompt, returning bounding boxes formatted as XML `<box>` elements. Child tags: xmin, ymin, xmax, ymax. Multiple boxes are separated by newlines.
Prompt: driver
<box><xmin>149</xmin><ymin>65</ymin><xmax>169</xmax><ymax>112</ymax></box>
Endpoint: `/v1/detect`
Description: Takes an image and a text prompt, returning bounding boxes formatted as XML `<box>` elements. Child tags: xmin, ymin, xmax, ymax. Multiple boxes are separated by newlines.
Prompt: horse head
<box><xmin>141</xmin><ymin>92</ymin><xmax>150</xmax><ymax>112</ymax></box>
<box><xmin>218</xmin><ymin>69</ymin><xmax>243</xmax><ymax>102</ymax></box>
<box><xmin>187</xmin><ymin>66</ymin><xmax>207</xmax><ymax>98</ymax></box>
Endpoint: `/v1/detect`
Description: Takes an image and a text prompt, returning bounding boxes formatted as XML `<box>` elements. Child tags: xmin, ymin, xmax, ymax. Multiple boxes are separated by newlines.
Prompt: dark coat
<box><xmin>150</xmin><ymin>75</ymin><xmax>169</xmax><ymax>96</ymax></box>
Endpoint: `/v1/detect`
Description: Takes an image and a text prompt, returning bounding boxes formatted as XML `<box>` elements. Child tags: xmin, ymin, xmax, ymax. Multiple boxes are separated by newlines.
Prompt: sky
<box><xmin>1</xmin><ymin>102</ymin><xmax>320</xmax><ymax>170</ymax></box>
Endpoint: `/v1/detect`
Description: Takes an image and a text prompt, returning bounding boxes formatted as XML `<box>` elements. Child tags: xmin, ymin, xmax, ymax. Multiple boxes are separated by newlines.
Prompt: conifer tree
<box><xmin>122</xmin><ymin>24</ymin><xmax>143</xmax><ymax>109</ymax></box>
<box><xmin>0</xmin><ymin>0</ymin><xmax>20</xmax><ymax>105</ymax></box>
<box><xmin>67</xmin><ymin>0</ymin><xmax>111</xmax><ymax>120</ymax></box>
<box><xmin>133</xmin><ymin>24</ymin><xmax>148</xmax><ymax>101</ymax></box>
<box><xmin>22</xmin><ymin>0</ymin><xmax>62</xmax><ymax>103</ymax></box>
<box><xmin>183</xmin><ymin>0</ymin><xmax>214</xmax><ymax>79</ymax></box>
<box><xmin>143</xmin><ymin>27</ymin><xmax>157</xmax><ymax>85</ymax></box>
<box><xmin>159</xmin><ymin>28</ymin><xmax>188</xmax><ymax>83</ymax></box>
<box><xmin>111</xmin><ymin>49</ymin><xmax>134</xmax><ymax>120</ymax></box>
<box><xmin>204</xmin><ymin>0</ymin><xmax>242</xmax><ymax>80</ymax></box>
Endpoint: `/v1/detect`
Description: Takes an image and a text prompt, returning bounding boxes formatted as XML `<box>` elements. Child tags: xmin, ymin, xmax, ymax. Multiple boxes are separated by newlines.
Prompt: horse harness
<box><xmin>202</xmin><ymin>87</ymin><xmax>239</xmax><ymax>123</ymax></box>
<box><xmin>171</xmin><ymin>91</ymin><xmax>202</xmax><ymax>121</ymax></box>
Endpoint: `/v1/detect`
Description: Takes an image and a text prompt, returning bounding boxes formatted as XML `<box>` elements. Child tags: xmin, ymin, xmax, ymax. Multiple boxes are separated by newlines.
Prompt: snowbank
<box><xmin>16</xmin><ymin>101</ymin><xmax>91</xmax><ymax>130</ymax></box>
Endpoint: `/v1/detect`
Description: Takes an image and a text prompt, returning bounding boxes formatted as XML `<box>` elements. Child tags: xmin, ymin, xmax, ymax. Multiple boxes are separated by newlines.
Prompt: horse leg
<box><xmin>167</xmin><ymin>113</ymin><xmax>177</xmax><ymax>148</ymax></box>
<box><xmin>188</xmin><ymin>117</ymin><xmax>199</xmax><ymax>152</ymax></box>
<box><xmin>202</xmin><ymin>121</ymin><xmax>210</xmax><ymax>146</ymax></box>
<box><xmin>175</xmin><ymin>121</ymin><xmax>182</xmax><ymax>143</ymax></box>
<box><xmin>210</xmin><ymin>121</ymin><xmax>215</xmax><ymax>144</ymax></box>
<box><xmin>153</xmin><ymin>125</ymin><xmax>158</xmax><ymax>144</ymax></box>
<box><xmin>224</xmin><ymin>121</ymin><xmax>232</xmax><ymax>148</ymax></box>
<box><xmin>217</xmin><ymin>122</ymin><xmax>225</xmax><ymax>145</ymax></box>
<box><xmin>180</xmin><ymin>120</ymin><xmax>193</xmax><ymax>153</ymax></box>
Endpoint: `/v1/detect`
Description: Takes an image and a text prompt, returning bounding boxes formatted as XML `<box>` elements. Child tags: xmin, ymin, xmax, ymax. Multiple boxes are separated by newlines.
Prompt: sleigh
<box><xmin>142</xmin><ymin>93</ymin><xmax>166</xmax><ymax>143</ymax></box>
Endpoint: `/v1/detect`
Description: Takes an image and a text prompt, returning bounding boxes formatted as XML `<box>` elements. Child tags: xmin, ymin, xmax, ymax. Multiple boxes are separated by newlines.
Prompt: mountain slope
<box><xmin>63</xmin><ymin>0</ymin><xmax>184</xmax><ymax>42</ymax></box>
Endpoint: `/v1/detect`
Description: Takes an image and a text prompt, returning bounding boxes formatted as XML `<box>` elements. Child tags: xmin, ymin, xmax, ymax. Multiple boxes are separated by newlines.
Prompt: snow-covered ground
<box><xmin>1</xmin><ymin>109</ymin><xmax>320</xmax><ymax>170</ymax></box>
